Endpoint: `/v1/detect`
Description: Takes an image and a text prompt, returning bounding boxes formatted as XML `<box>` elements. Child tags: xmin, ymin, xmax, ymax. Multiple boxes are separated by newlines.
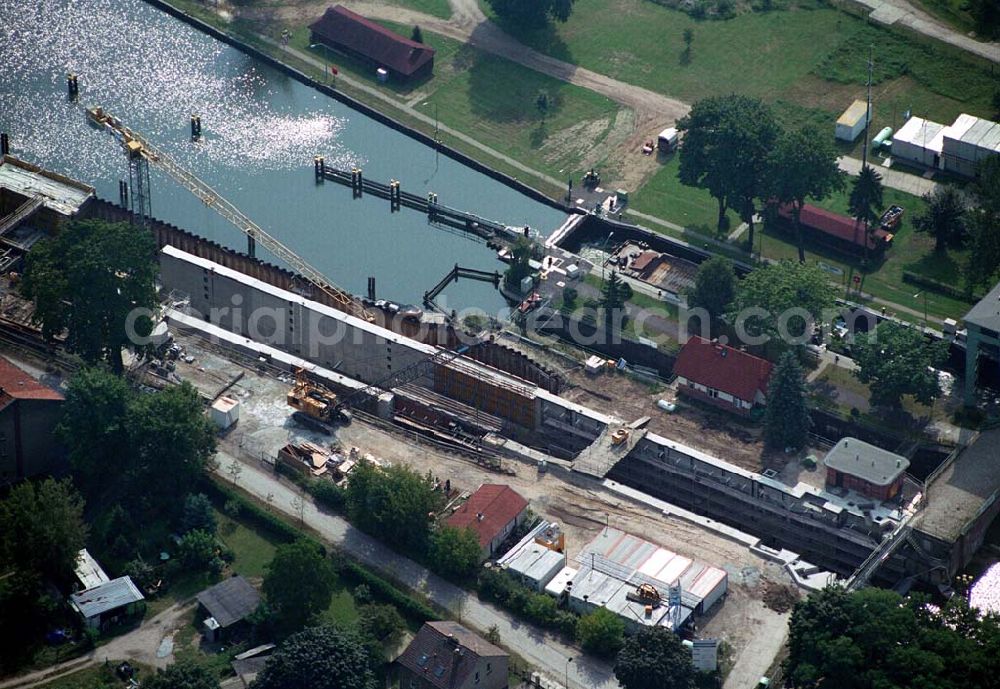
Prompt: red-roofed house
<box><xmin>309</xmin><ymin>6</ymin><xmax>435</xmax><ymax>82</ymax></box>
<box><xmin>0</xmin><ymin>356</ymin><xmax>64</xmax><ymax>482</ymax></box>
<box><xmin>776</xmin><ymin>203</ymin><xmax>893</xmax><ymax>255</ymax></box>
<box><xmin>445</xmin><ymin>484</ymin><xmax>528</xmax><ymax>559</ymax></box>
<box><xmin>673</xmin><ymin>337</ymin><xmax>773</xmax><ymax>417</ymax></box>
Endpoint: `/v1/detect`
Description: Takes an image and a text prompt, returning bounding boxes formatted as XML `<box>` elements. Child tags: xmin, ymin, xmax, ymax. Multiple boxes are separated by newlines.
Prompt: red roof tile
<box><xmin>674</xmin><ymin>337</ymin><xmax>773</xmax><ymax>403</ymax></box>
<box><xmin>777</xmin><ymin>203</ymin><xmax>889</xmax><ymax>249</ymax></box>
<box><xmin>445</xmin><ymin>484</ymin><xmax>528</xmax><ymax>548</ymax></box>
<box><xmin>309</xmin><ymin>6</ymin><xmax>435</xmax><ymax>78</ymax></box>
<box><xmin>0</xmin><ymin>357</ymin><xmax>63</xmax><ymax>401</ymax></box>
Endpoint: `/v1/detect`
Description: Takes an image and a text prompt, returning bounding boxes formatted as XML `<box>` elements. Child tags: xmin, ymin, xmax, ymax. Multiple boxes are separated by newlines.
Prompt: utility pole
<box><xmin>861</xmin><ymin>45</ymin><xmax>874</xmax><ymax>172</ymax></box>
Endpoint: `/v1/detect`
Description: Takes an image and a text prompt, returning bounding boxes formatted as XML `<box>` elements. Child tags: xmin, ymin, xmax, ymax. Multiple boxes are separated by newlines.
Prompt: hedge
<box><xmin>341</xmin><ymin>561</ymin><xmax>439</xmax><ymax>623</ymax></box>
<box><xmin>902</xmin><ymin>271</ymin><xmax>975</xmax><ymax>302</ymax></box>
<box><xmin>202</xmin><ymin>478</ymin><xmax>304</xmax><ymax>546</ymax></box>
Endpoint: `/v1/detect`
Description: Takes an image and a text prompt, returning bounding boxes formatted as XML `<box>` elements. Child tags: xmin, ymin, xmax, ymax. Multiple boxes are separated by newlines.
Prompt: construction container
<box><xmin>835</xmin><ymin>100</ymin><xmax>869</xmax><ymax>142</ymax></box>
<box><xmin>564</xmin><ymin>263</ymin><xmax>581</xmax><ymax>280</ymax></box>
<box><xmin>585</xmin><ymin>355</ymin><xmax>604</xmax><ymax>375</ymax></box>
<box><xmin>657</xmin><ymin>127</ymin><xmax>678</xmax><ymax>152</ymax></box>
<box><xmin>892</xmin><ymin>116</ymin><xmax>946</xmax><ymax>168</ymax></box>
<box><xmin>210</xmin><ymin>396</ymin><xmax>240</xmax><ymax>430</ymax></box>
<box><xmin>519</xmin><ymin>275</ymin><xmax>534</xmax><ymax>294</ymax></box>
<box><xmin>942</xmin><ymin>113</ymin><xmax>1000</xmax><ymax>177</ymax></box>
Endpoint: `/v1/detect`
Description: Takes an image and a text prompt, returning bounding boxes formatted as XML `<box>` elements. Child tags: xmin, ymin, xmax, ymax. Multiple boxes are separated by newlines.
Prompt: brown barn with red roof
<box><xmin>309</xmin><ymin>5</ymin><xmax>435</xmax><ymax>82</ymax></box>
<box><xmin>776</xmin><ymin>203</ymin><xmax>893</xmax><ymax>255</ymax></box>
<box><xmin>673</xmin><ymin>337</ymin><xmax>773</xmax><ymax>417</ymax></box>
<box><xmin>0</xmin><ymin>356</ymin><xmax>64</xmax><ymax>482</ymax></box>
<box><xmin>445</xmin><ymin>484</ymin><xmax>528</xmax><ymax>559</ymax></box>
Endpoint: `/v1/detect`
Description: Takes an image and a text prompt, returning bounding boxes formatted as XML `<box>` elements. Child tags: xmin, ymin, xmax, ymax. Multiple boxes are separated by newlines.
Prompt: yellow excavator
<box><xmin>287</xmin><ymin>367</ymin><xmax>352</xmax><ymax>431</ymax></box>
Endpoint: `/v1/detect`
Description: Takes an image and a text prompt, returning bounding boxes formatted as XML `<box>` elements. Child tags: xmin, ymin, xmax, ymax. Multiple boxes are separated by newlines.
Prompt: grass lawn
<box><xmin>630</xmin><ymin>154</ymin><xmax>740</xmax><ymax>232</ymax></box>
<box><xmin>482</xmin><ymin>0</ymin><xmax>998</xmax><ymax>134</ymax></box>
<box><xmin>289</xmin><ymin>22</ymin><xmax>621</xmax><ymax>183</ymax></box>
<box><xmin>217</xmin><ymin>510</ymin><xmax>279</xmax><ymax>579</ymax></box>
<box><xmin>36</xmin><ymin>662</ymin><xmax>154</xmax><ymax>689</ymax></box>
<box><xmin>759</xmin><ymin>186</ymin><xmax>979</xmax><ymax>320</ymax></box>
<box><xmin>389</xmin><ymin>0</ymin><xmax>453</xmax><ymax>19</ymax></box>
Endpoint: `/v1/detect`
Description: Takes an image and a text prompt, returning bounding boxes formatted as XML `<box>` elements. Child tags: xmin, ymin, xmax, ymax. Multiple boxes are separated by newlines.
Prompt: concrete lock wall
<box><xmin>159</xmin><ymin>246</ymin><xmax>432</xmax><ymax>386</ymax></box>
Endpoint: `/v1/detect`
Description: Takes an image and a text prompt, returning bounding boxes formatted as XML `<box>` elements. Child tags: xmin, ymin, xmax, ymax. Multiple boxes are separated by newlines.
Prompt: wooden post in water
<box><xmin>0</xmin><ymin>133</ymin><xmax>8</xmax><ymax>156</ymax></box>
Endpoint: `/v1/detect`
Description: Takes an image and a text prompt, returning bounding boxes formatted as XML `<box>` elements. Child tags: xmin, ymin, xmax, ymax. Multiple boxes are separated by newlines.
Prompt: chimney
<box><xmin>476</xmin><ymin>512</ymin><xmax>484</xmax><ymax>522</ymax></box>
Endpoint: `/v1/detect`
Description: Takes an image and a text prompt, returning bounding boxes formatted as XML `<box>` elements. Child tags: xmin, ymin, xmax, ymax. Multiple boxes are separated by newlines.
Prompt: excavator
<box><xmin>287</xmin><ymin>367</ymin><xmax>352</xmax><ymax>432</ymax></box>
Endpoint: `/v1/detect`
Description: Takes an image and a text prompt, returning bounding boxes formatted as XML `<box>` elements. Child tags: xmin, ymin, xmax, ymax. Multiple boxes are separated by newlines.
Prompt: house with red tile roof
<box><xmin>776</xmin><ymin>203</ymin><xmax>893</xmax><ymax>256</ymax></box>
<box><xmin>673</xmin><ymin>337</ymin><xmax>773</xmax><ymax>417</ymax></box>
<box><xmin>445</xmin><ymin>484</ymin><xmax>528</xmax><ymax>559</ymax></box>
<box><xmin>397</xmin><ymin>621</ymin><xmax>508</xmax><ymax>689</ymax></box>
<box><xmin>0</xmin><ymin>355</ymin><xmax>64</xmax><ymax>482</ymax></box>
<box><xmin>309</xmin><ymin>6</ymin><xmax>435</xmax><ymax>82</ymax></box>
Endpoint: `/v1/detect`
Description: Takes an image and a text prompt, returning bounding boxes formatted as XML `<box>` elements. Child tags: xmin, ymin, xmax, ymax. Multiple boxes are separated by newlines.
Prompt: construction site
<box><xmin>2</xmin><ymin>101</ymin><xmax>1000</xmax><ymax>686</ymax></box>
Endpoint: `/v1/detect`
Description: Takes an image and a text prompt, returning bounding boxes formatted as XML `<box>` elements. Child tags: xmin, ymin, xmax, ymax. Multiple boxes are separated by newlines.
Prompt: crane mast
<box><xmin>86</xmin><ymin>106</ymin><xmax>374</xmax><ymax>322</ymax></box>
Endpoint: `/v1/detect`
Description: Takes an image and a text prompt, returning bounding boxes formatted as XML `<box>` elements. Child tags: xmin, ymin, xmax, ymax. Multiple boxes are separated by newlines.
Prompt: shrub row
<box><xmin>340</xmin><ymin>561</ymin><xmax>438</xmax><ymax>624</ymax></box>
<box><xmin>306</xmin><ymin>480</ymin><xmax>347</xmax><ymax>513</ymax></box>
<box><xmin>902</xmin><ymin>270</ymin><xmax>974</xmax><ymax>303</ymax></box>
<box><xmin>202</xmin><ymin>478</ymin><xmax>300</xmax><ymax>546</ymax></box>
<box><xmin>478</xmin><ymin>568</ymin><xmax>577</xmax><ymax>638</ymax></box>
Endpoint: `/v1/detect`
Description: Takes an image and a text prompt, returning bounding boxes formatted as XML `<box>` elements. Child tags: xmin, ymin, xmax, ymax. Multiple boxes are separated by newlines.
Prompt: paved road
<box><xmin>215</xmin><ymin>451</ymin><xmax>619</xmax><ymax>689</ymax></box>
<box><xmin>850</xmin><ymin>0</ymin><xmax>999</xmax><ymax>64</ymax></box>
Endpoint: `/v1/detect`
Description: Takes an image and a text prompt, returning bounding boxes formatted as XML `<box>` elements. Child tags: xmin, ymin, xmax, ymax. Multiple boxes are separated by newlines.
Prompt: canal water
<box><xmin>0</xmin><ymin>0</ymin><xmax>566</xmax><ymax>311</ymax></box>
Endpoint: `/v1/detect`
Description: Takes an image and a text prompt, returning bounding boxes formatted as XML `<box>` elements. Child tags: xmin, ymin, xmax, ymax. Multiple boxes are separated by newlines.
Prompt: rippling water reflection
<box><xmin>970</xmin><ymin>562</ymin><xmax>1000</xmax><ymax>615</ymax></box>
<box><xmin>0</xmin><ymin>0</ymin><xmax>564</xmax><ymax>308</ymax></box>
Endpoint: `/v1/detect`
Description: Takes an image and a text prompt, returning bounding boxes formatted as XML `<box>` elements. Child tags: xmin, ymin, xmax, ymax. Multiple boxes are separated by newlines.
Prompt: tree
<box><xmin>178</xmin><ymin>529</ymin><xmax>219</xmax><ymax>572</ymax></box>
<box><xmin>144</xmin><ymin>659</ymin><xmax>219</xmax><ymax>689</ymax></box>
<box><xmin>970</xmin><ymin>0</ymin><xmax>1000</xmax><ymax>39</ymax></box>
<box><xmin>357</xmin><ymin>603</ymin><xmax>405</xmax><ymax>644</ymax></box>
<box><xmin>429</xmin><ymin>526</ymin><xmax>482</xmax><ymax>579</ymax></box>
<box><xmin>683</xmin><ymin>28</ymin><xmax>693</xmax><ymax>48</ymax></box>
<box><xmin>785</xmin><ymin>585</ymin><xmax>1000</xmax><ymax>689</ymax></box>
<box><xmin>127</xmin><ymin>382</ymin><xmax>217</xmax><ymax>519</ymax></box>
<box><xmin>615</xmin><ymin>626</ymin><xmax>696</xmax><ymax>689</ymax></box>
<box><xmin>576</xmin><ymin>607</ymin><xmax>625</xmax><ymax>658</ymax></box>
<box><xmin>181</xmin><ymin>493</ymin><xmax>217</xmax><ymax>535</ymax></box>
<box><xmin>503</xmin><ymin>237</ymin><xmax>533</xmax><ymax>292</ymax></box>
<box><xmin>20</xmin><ymin>219</ymin><xmax>157</xmax><ymax>373</ymax></box>
<box><xmin>535</xmin><ymin>89</ymin><xmax>551</xmax><ymax>123</ymax></box>
<box><xmin>852</xmin><ymin>321</ymin><xmax>948</xmax><ymax>407</ymax></box>
<box><xmin>562</xmin><ymin>286</ymin><xmax>579</xmax><ymax>310</ymax></box>
<box><xmin>679</xmin><ymin>96</ymin><xmax>779</xmax><ymax>235</ymax></box>
<box><xmin>768</xmin><ymin>126</ymin><xmax>845</xmax><ymax>262</ymax></box>
<box><xmin>345</xmin><ymin>461</ymin><xmax>442</xmax><ymax>551</ymax></box>
<box><xmin>0</xmin><ymin>478</ymin><xmax>87</xmax><ymax>582</ymax></box>
<box><xmin>686</xmin><ymin>256</ymin><xmax>737</xmax><ymax>333</ymax></box>
<box><xmin>263</xmin><ymin>540</ymin><xmax>337</xmax><ymax>635</ymax></box>
<box><xmin>601</xmin><ymin>270</ymin><xmax>627</xmax><ymax>332</ymax></box>
<box><xmin>58</xmin><ymin>370</ymin><xmax>215</xmax><ymax>521</ymax></box>
<box><xmin>252</xmin><ymin>625</ymin><xmax>376</xmax><ymax>689</ymax></box>
<box><xmin>915</xmin><ymin>185</ymin><xmax>967</xmax><ymax>253</ymax></box>
<box><xmin>730</xmin><ymin>260</ymin><xmax>835</xmax><ymax>343</ymax></box>
<box><xmin>411</xmin><ymin>25</ymin><xmax>423</xmax><ymax>43</ymax></box>
<box><xmin>487</xmin><ymin>0</ymin><xmax>576</xmax><ymax>25</ymax></box>
<box><xmin>57</xmin><ymin>367</ymin><xmax>132</xmax><ymax>506</ymax></box>
<box><xmin>848</xmin><ymin>165</ymin><xmax>885</xmax><ymax>263</ymax></box>
<box><xmin>966</xmin><ymin>156</ymin><xmax>1000</xmax><ymax>290</ymax></box>
<box><xmin>763</xmin><ymin>352</ymin><xmax>812</xmax><ymax>450</ymax></box>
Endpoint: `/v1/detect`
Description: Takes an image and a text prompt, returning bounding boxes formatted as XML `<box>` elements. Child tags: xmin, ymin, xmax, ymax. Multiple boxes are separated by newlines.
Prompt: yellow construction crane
<box><xmin>86</xmin><ymin>106</ymin><xmax>374</xmax><ymax>322</ymax></box>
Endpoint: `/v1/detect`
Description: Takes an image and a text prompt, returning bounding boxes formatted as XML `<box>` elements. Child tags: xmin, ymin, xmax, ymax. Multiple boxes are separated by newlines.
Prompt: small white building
<box><xmin>210</xmin><ymin>395</ymin><xmax>240</xmax><ymax>430</ymax></box>
<box><xmin>941</xmin><ymin>113</ymin><xmax>1000</xmax><ymax>177</ymax></box>
<box><xmin>891</xmin><ymin>116</ymin><xmax>946</xmax><ymax>168</ymax></box>
<box><xmin>835</xmin><ymin>100</ymin><xmax>869</xmax><ymax>142</ymax></box>
<box><xmin>496</xmin><ymin>520</ymin><xmax>566</xmax><ymax>591</ymax></box>
<box><xmin>657</xmin><ymin>127</ymin><xmax>679</xmax><ymax>152</ymax></box>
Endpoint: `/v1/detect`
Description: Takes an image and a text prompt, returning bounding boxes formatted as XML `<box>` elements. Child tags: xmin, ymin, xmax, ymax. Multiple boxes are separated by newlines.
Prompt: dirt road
<box><xmin>0</xmin><ymin>602</ymin><xmax>194</xmax><ymax>689</ymax></box>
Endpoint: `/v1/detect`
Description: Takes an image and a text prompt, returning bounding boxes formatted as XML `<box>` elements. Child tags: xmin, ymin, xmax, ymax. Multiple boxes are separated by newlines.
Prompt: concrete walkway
<box><xmin>214</xmin><ymin>452</ymin><xmax>619</xmax><ymax>689</ymax></box>
<box><xmin>849</xmin><ymin>0</ymin><xmax>1000</xmax><ymax>64</ymax></box>
<box><xmin>838</xmin><ymin>155</ymin><xmax>940</xmax><ymax>198</ymax></box>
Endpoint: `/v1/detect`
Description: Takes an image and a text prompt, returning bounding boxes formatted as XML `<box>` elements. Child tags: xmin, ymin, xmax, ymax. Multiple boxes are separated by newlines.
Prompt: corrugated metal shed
<box><xmin>70</xmin><ymin>576</ymin><xmax>144</xmax><ymax>619</ymax></box>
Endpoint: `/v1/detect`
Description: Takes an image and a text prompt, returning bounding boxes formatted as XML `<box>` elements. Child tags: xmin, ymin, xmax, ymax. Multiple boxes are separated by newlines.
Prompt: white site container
<box><xmin>210</xmin><ymin>396</ymin><xmax>240</xmax><ymax>430</ymax></box>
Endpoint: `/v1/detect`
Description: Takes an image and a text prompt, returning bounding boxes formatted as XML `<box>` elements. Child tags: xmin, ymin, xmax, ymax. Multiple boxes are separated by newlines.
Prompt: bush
<box><xmin>181</xmin><ymin>493</ymin><xmax>217</xmax><ymax>534</ymax></box>
<box><xmin>178</xmin><ymin>529</ymin><xmax>217</xmax><ymax>571</ymax></box>
<box><xmin>341</xmin><ymin>561</ymin><xmax>438</xmax><ymax>623</ymax></box>
<box><xmin>358</xmin><ymin>603</ymin><xmax>406</xmax><ymax>643</ymax></box>
<box><xmin>577</xmin><ymin>607</ymin><xmax>625</xmax><ymax>658</ymax></box>
<box><xmin>308</xmin><ymin>480</ymin><xmax>346</xmax><ymax>513</ymax></box>
<box><xmin>223</xmin><ymin>499</ymin><xmax>242</xmax><ymax>518</ymax></box>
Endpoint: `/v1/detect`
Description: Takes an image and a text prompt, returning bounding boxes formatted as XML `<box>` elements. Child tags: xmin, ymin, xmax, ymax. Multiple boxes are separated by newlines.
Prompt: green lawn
<box><xmin>217</xmin><ymin>511</ymin><xmax>279</xmax><ymax>579</ymax></box>
<box><xmin>390</xmin><ymin>0</ymin><xmax>453</xmax><ymax>19</ymax></box>
<box><xmin>758</xmin><ymin>186</ymin><xmax>978</xmax><ymax>320</ymax></box>
<box><xmin>482</xmin><ymin>0</ymin><xmax>998</xmax><ymax>134</ymax></box>
<box><xmin>290</xmin><ymin>22</ymin><xmax>621</xmax><ymax>183</ymax></box>
<box><xmin>630</xmin><ymin>155</ymin><xmax>740</xmax><ymax>232</ymax></box>
<box><xmin>37</xmin><ymin>662</ymin><xmax>154</xmax><ymax>689</ymax></box>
